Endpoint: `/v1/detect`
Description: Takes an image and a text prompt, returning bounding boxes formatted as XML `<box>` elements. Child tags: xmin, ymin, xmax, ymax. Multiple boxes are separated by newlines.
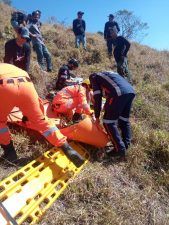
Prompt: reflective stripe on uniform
<box><xmin>103</xmin><ymin>119</ymin><xmax>117</xmax><ymax>124</ymax></box>
<box><xmin>43</xmin><ymin>127</ymin><xmax>59</xmax><ymax>137</ymax></box>
<box><xmin>97</xmin><ymin>73</ymin><xmax>122</xmax><ymax>96</ymax></box>
<box><xmin>119</xmin><ymin>116</ymin><xmax>129</xmax><ymax>122</ymax></box>
<box><xmin>62</xmin><ymin>88</ymin><xmax>72</xmax><ymax>97</ymax></box>
<box><xmin>66</xmin><ymin>99</ymin><xmax>73</xmax><ymax>108</ymax></box>
<box><xmin>0</xmin><ymin>127</ymin><xmax>8</xmax><ymax>134</ymax></box>
<box><xmin>93</xmin><ymin>90</ymin><xmax>101</xmax><ymax>95</ymax></box>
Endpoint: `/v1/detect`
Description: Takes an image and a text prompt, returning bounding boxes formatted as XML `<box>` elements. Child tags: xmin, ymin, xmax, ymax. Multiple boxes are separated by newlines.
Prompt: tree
<box><xmin>0</xmin><ymin>0</ymin><xmax>12</xmax><ymax>5</ymax></box>
<box><xmin>97</xmin><ymin>31</ymin><xmax>104</xmax><ymax>36</ymax></box>
<box><xmin>115</xmin><ymin>10</ymin><xmax>149</xmax><ymax>42</ymax></box>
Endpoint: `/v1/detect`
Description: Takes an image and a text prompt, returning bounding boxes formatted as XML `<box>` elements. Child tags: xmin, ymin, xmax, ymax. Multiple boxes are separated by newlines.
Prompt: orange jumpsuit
<box><xmin>0</xmin><ymin>63</ymin><xmax>66</xmax><ymax>146</ymax></box>
<box><xmin>52</xmin><ymin>85</ymin><xmax>91</xmax><ymax>117</ymax></box>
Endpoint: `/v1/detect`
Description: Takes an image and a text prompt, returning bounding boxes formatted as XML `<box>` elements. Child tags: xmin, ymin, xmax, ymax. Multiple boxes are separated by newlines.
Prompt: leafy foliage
<box><xmin>115</xmin><ymin>9</ymin><xmax>149</xmax><ymax>42</ymax></box>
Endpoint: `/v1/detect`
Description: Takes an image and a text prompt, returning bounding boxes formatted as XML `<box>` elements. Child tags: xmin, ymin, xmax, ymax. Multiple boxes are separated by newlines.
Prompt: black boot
<box><xmin>60</xmin><ymin>142</ymin><xmax>85</xmax><ymax>168</ymax></box>
<box><xmin>0</xmin><ymin>141</ymin><xmax>18</xmax><ymax>162</ymax></box>
<box><xmin>106</xmin><ymin>148</ymin><xmax>126</xmax><ymax>161</ymax></box>
<box><xmin>72</xmin><ymin>113</ymin><xmax>83</xmax><ymax>123</ymax></box>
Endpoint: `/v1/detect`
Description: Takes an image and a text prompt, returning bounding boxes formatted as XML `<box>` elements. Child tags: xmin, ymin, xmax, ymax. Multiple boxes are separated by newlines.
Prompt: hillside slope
<box><xmin>0</xmin><ymin>3</ymin><xmax>169</xmax><ymax>225</ymax></box>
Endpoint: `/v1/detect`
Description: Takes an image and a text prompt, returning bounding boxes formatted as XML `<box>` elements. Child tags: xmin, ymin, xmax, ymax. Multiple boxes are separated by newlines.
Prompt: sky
<box><xmin>12</xmin><ymin>0</ymin><xmax>169</xmax><ymax>51</ymax></box>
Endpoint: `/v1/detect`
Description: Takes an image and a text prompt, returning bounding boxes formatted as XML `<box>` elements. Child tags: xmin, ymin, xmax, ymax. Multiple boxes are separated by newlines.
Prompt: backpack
<box><xmin>11</xmin><ymin>11</ymin><xmax>27</xmax><ymax>25</ymax></box>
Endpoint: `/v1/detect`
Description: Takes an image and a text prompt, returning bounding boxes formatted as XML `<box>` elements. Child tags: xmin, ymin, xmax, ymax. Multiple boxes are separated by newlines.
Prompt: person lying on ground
<box><xmin>52</xmin><ymin>81</ymin><xmax>92</xmax><ymax>122</ymax></box>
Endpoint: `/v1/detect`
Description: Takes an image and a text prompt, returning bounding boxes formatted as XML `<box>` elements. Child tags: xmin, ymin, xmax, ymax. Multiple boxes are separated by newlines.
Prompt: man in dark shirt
<box><xmin>4</xmin><ymin>27</ymin><xmax>31</xmax><ymax>72</ymax></box>
<box><xmin>111</xmin><ymin>32</ymin><xmax>131</xmax><ymax>82</ymax></box>
<box><xmin>104</xmin><ymin>14</ymin><xmax>120</xmax><ymax>57</ymax></box>
<box><xmin>55</xmin><ymin>58</ymin><xmax>79</xmax><ymax>91</ymax></box>
<box><xmin>89</xmin><ymin>71</ymin><xmax>135</xmax><ymax>160</ymax></box>
<box><xmin>73</xmin><ymin>11</ymin><xmax>86</xmax><ymax>50</ymax></box>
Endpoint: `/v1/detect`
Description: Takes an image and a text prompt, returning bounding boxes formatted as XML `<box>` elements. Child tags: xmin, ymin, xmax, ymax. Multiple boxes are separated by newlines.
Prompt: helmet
<box><xmin>68</xmin><ymin>58</ymin><xmax>79</xmax><ymax>68</ymax></box>
<box><xmin>82</xmin><ymin>79</ymin><xmax>90</xmax><ymax>86</ymax></box>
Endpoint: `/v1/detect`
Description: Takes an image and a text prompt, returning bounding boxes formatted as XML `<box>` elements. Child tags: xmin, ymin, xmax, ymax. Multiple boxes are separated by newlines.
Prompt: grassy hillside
<box><xmin>0</xmin><ymin>3</ymin><xmax>169</xmax><ymax>224</ymax></box>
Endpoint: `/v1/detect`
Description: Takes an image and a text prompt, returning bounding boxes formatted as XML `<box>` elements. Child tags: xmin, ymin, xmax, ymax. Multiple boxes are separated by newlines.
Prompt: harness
<box><xmin>0</xmin><ymin>77</ymin><xmax>31</xmax><ymax>85</ymax></box>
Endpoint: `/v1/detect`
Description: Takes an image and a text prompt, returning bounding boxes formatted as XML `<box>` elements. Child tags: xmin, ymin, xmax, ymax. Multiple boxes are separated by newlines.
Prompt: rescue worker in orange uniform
<box><xmin>0</xmin><ymin>64</ymin><xmax>84</xmax><ymax>167</ymax></box>
<box><xmin>52</xmin><ymin>80</ymin><xmax>92</xmax><ymax>122</ymax></box>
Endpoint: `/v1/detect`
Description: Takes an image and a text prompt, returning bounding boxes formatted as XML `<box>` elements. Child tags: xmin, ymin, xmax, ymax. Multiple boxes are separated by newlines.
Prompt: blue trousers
<box><xmin>75</xmin><ymin>35</ymin><xmax>86</xmax><ymax>49</ymax></box>
<box><xmin>103</xmin><ymin>93</ymin><xmax>135</xmax><ymax>153</ymax></box>
<box><xmin>33</xmin><ymin>42</ymin><xmax>52</xmax><ymax>71</ymax></box>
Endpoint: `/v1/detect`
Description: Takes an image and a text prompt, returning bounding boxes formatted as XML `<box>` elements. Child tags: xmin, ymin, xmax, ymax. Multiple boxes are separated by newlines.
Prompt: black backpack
<box><xmin>11</xmin><ymin>11</ymin><xmax>27</xmax><ymax>25</ymax></box>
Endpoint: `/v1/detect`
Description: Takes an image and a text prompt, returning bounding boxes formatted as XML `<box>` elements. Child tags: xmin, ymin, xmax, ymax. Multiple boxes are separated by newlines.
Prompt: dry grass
<box><xmin>0</xmin><ymin>3</ymin><xmax>169</xmax><ymax>224</ymax></box>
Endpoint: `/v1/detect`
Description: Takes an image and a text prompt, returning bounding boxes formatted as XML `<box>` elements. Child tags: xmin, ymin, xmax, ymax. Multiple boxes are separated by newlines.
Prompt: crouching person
<box><xmin>0</xmin><ymin>64</ymin><xmax>84</xmax><ymax>167</ymax></box>
<box><xmin>89</xmin><ymin>71</ymin><xmax>135</xmax><ymax>160</ymax></box>
<box><xmin>52</xmin><ymin>81</ymin><xmax>92</xmax><ymax>122</ymax></box>
<box><xmin>55</xmin><ymin>58</ymin><xmax>79</xmax><ymax>91</ymax></box>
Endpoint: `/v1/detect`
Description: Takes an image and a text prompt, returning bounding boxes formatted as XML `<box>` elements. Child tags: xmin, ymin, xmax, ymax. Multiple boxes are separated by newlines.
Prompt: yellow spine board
<box><xmin>0</xmin><ymin>142</ymin><xmax>89</xmax><ymax>225</ymax></box>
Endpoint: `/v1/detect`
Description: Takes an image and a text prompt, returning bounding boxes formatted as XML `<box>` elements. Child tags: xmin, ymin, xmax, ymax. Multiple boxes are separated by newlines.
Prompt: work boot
<box><xmin>106</xmin><ymin>149</ymin><xmax>126</xmax><ymax>161</ymax></box>
<box><xmin>0</xmin><ymin>141</ymin><xmax>18</xmax><ymax>162</ymax></box>
<box><xmin>72</xmin><ymin>112</ymin><xmax>83</xmax><ymax>123</ymax></box>
<box><xmin>60</xmin><ymin>142</ymin><xmax>85</xmax><ymax>168</ymax></box>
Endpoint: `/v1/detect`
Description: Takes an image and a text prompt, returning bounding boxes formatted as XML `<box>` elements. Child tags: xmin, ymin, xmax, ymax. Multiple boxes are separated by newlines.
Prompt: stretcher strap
<box><xmin>0</xmin><ymin>201</ymin><xmax>18</xmax><ymax>225</ymax></box>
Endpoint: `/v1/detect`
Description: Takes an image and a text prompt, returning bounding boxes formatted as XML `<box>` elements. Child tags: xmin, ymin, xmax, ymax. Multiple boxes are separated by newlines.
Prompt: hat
<box><xmin>18</xmin><ymin>27</ymin><xmax>30</xmax><ymax>40</ymax></box>
<box><xmin>108</xmin><ymin>14</ymin><xmax>114</xmax><ymax>18</ymax></box>
<box><xmin>82</xmin><ymin>79</ymin><xmax>90</xmax><ymax>86</ymax></box>
<box><xmin>77</xmin><ymin>11</ymin><xmax>84</xmax><ymax>15</ymax></box>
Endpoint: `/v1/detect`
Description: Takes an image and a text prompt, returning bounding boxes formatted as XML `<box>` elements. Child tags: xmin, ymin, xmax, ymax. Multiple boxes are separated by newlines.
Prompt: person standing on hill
<box><xmin>0</xmin><ymin>64</ymin><xmax>84</xmax><ymax>168</ymax></box>
<box><xmin>73</xmin><ymin>11</ymin><xmax>86</xmax><ymax>50</ymax></box>
<box><xmin>89</xmin><ymin>71</ymin><xmax>135</xmax><ymax>160</ymax></box>
<box><xmin>104</xmin><ymin>14</ymin><xmax>120</xmax><ymax>57</ymax></box>
<box><xmin>28</xmin><ymin>11</ymin><xmax>52</xmax><ymax>72</ymax></box>
<box><xmin>4</xmin><ymin>27</ymin><xmax>31</xmax><ymax>73</ymax></box>
<box><xmin>111</xmin><ymin>31</ymin><xmax>132</xmax><ymax>82</ymax></box>
<box><xmin>27</xmin><ymin>10</ymin><xmax>42</xmax><ymax>28</ymax></box>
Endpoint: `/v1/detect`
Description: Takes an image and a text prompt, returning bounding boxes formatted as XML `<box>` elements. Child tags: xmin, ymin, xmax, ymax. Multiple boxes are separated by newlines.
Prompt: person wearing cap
<box><xmin>104</xmin><ymin>14</ymin><xmax>120</xmax><ymax>57</ymax></box>
<box><xmin>111</xmin><ymin>31</ymin><xmax>132</xmax><ymax>82</ymax></box>
<box><xmin>28</xmin><ymin>11</ymin><xmax>52</xmax><ymax>72</ymax></box>
<box><xmin>55</xmin><ymin>58</ymin><xmax>80</xmax><ymax>91</ymax></box>
<box><xmin>4</xmin><ymin>27</ymin><xmax>31</xmax><ymax>73</ymax></box>
<box><xmin>73</xmin><ymin>11</ymin><xmax>86</xmax><ymax>50</ymax></box>
<box><xmin>0</xmin><ymin>63</ymin><xmax>84</xmax><ymax>168</ymax></box>
<box><xmin>27</xmin><ymin>10</ymin><xmax>42</xmax><ymax>28</ymax></box>
<box><xmin>89</xmin><ymin>71</ymin><xmax>135</xmax><ymax>160</ymax></box>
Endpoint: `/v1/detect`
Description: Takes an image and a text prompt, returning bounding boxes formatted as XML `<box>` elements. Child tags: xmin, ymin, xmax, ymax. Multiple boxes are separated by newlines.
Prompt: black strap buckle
<box><xmin>7</xmin><ymin>79</ymin><xmax>14</xmax><ymax>84</ymax></box>
<box><xmin>26</xmin><ymin>77</ymin><xmax>31</xmax><ymax>82</ymax></box>
<box><xmin>18</xmin><ymin>78</ymin><xmax>25</xmax><ymax>82</ymax></box>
